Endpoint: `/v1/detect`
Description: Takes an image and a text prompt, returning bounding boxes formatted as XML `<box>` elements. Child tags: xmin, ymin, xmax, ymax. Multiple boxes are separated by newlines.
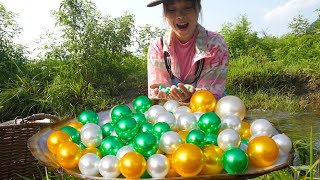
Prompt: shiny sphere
<box><xmin>56</xmin><ymin>142</ymin><xmax>82</xmax><ymax>169</ymax></box>
<box><xmin>78</xmin><ymin>110</ymin><xmax>99</xmax><ymax>125</ymax></box>
<box><xmin>177</xmin><ymin>130</ymin><xmax>189</xmax><ymax>143</ymax></box>
<box><xmin>176</xmin><ymin>112</ymin><xmax>197</xmax><ymax>131</ymax></box>
<box><xmin>200</xmin><ymin>145</ymin><xmax>224</xmax><ymax>175</ymax></box>
<box><xmin>139</xmin><ymin>122</ymin><xmax>153</xmax><ymax>133</ymax></box>
<box><xmin>79</xmin><ymin>153</ymin><xmax>100</xmax><ymax>176</ymax></box>
<box><xmin>217</xmin><ymin>129</ymin><xmax>241</xmax><ymax>151</ymax></box>
<box><xmin>248</xmin><ymin>136</ymin><xmax>279</xmax><ymax>167</ymax></box>
<box><xmin>186</xmin><ymin>129</ymin><xmax>206</xmax><ymax>148</ymax></box>
<box><xmin>114</xmin><ymin>116</ymin><xmax>138</xmax><ymax>141</ymax></box>
<box><xmin>198</xmin><ymin>112</ymin><xmax>221</xmax><ymax>134</ymax></box>
<box><xmin>98</xmin><ymin>111</ymin><xmax>112</xmax><ymax>126</ymax></box>
<box><xmin>239</xmin><ymin>121</ymin><xmax>251</xmax><ymax>140</ymax></box>
<box><xmin>175</xmin><ymin>106</ymin><xmax>191</xmax><ymax>113</ymax></box>
<box><xmin>272</xmin><ymin>134</ymin><xmax>292</xmax><ymax>154</ymax></box>
<box><xmin>133</xmin><ymin>132</ymin><xmax>158</xmax><ymax>158</ymax></box>
<box><xmin>61</xmin><ymin>126</ymin><xmax>80</xmax><ymax>143</ymax></box>
<box><xmin>173</xmin><ymin>110</ymin><xmax>188</xmax><ymax>120</ymax></box>
<box><xmin>250</xmin><ymin>119</ymin><xmax>273</xmax><ymax>137</ymax></box>
<box><xmin>110</xmin><ymin>104</ymin><xmax>132</xmax><ymax>123</ymax></box>
<box><xmin>99</xmin><ymin>155</ymin><xmax>120</xmax><ymax>178</ymax></box>
<box><xmin>133</xmin><ymin>95</ymin><xmax>152</xmax><ymax>113</ymax></box>
<box><xmin>155</xmin><ymin>111</ymin><xmax>176</xmax><ymax>130</ymax></box>
<box><xmin>101</xmin><ymin>122</ymin><xmax>114</xmax><ymax>137</ymax></box>
<box><xmin>163</xmin><ymin>100</ymin><xmax>180</xmax><ymax>113</ymax></box>
<box><xmin>222</xmin><ymin>148</ymin><xmax>248</xmax><ymax>174</ymax></box>
<box><xmin>82</xmin><ymin>147</ymin><xmax>102</xmax><ymax>158</ymax></box>
<box><xmin>147</xmin><ymin>154</ymin><xmax>170</xmax><ymax>178</ymax></box>
<box><xmin>214</xmin><ymin>95</ymin><xmax>246</xmax><ymax>120</ymax></box>
<box><xmin>67</xmin><ymin>121</ymin><xmax>83</xmax><ymax>132</ymax></box>
<box><xmin>146</xmin><ymin>105</ymin><xmax>166</xmax><ymax>124</ymax></box>
<box><xmin>204</xmin><ymin>133</ymin><xmax>218</xmax><ymax>146</ymax></box>
<box><xmin>193</xmin><ymin>112</ymin><xmax>204</xmax><ymax>121</ymax></box>
<box><xmin>172</xmin><ymin>143</ymin><xmax>205</xmax><ymax>177</ymax></box>
<box><xmin>99</xmin><ymin>136</ymin><xmax>124</xmax><ymax>156</ymax></box>
<box><xmin>80</xmin><ymin>123</ymin><xmax>103</xmax><ymax>148</ymax></box>
<box><xmin>116</xmin><ymin>145</ymin><xmax>134</xmax><ymax>159</ymax></box>
<box><xmin>47</xmin><ymin>130</ymin><xmax>72</xmax><ymax>154</ymax></box>
<box><xmin>220</xmin><ymin>114</ymin><xmax>241</xmax><ymax>132</ymax></box>
<box><xmin>190</xmin><ymin>90</ymin><xmax>216</xmax><ymax>112</ymax></box>
<box><xmin>152</xmin><ymin>122</ymin><xmax>171</xmax><ymax>140</ymax></box>
<box><xmin>165</xmin><ymin>154</ymin><xmax>180</xmax><ymax>178</ymax></box>
<box><xmin>131</xmin><ymin>112</ymin><xmax>147</xmax><ymax>126</ymax></box>
<box><xmin>159</xmin><ymin>131</ymin><xmax>182</xmax><ymax>154</ymax></box>
<box><xmin>119</xmin><ymin>152</ymin><xmax>146</xmax><ymax>179</ymax></box>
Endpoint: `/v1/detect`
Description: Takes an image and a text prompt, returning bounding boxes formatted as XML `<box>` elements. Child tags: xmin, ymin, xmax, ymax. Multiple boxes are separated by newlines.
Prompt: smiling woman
<box><xmin>147</xmin><ymin>0</ymin><xmax>229</xmax><ymax>103</ymax></box>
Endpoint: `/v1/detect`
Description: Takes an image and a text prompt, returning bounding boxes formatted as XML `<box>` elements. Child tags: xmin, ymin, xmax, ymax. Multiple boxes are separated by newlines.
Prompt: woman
<box><xmin>147</xmin><ymin>0</ymin><xmax>229</xmax><ymax>102</ymax></box>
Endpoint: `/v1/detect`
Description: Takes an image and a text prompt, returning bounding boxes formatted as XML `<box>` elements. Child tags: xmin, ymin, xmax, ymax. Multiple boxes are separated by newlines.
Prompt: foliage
<box><xmin>0</xmin><ymin>3</ymin><xmax>28</xmax><ymax>89</ymax></box>
<box><xmin>0</xmin><ymin>0</ymin><xmax>147</xmax><ymax>120</ymax></box>
<box><xmin>288</xmin><ymin>14</ymin><xmax>310</xmax><ymax>35</ymax></box>
<box><xmin>220</xmin><ymin>15</ymin><xmax>260</xmax><ymax>59</ymax></box>
<box><xmin>133</xmin><ymin>24</ymin><xmax>166</xmax><ymax>54</ymax></box>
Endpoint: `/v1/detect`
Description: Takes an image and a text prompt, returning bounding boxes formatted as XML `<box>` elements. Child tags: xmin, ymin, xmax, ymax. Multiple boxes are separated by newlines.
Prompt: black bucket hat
<box><xmin>147</xmin><ymin>0</ymin><xmax>163</xmax><ymax>7</ymax></box>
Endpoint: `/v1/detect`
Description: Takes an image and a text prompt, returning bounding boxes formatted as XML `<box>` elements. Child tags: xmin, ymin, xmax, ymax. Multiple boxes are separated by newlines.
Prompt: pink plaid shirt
<box><xmin>148</xmin><ymin>25</ymin><xmax>229</xmax><ymax>100</ymax></box>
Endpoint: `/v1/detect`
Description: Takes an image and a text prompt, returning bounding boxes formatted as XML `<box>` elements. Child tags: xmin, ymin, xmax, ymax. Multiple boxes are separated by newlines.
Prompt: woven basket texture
<box><xmin>0</xmin><ymin>113</ymin><xmax>60</xmax><ymax>179</ymax></box>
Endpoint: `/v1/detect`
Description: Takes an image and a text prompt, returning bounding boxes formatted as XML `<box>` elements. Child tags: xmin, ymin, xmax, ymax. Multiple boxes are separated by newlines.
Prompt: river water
<box><xmin>248</xmin><ymin>110</ymin><xmax>320</xmax><ymax>154</ymax></box>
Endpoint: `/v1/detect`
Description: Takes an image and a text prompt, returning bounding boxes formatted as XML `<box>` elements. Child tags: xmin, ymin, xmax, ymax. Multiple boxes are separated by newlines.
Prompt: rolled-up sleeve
<box><xmin>196</xmin><ymin>36</ymin><xmax>229</xmax><ymax>100</ymax></box>
<box><xmin>147</xmin><ymin>38</ymin><xmax>172</xmax><ymax>98</ymax></box>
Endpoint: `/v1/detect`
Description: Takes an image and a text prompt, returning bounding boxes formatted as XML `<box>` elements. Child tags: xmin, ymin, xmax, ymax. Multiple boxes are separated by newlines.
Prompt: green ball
<box><xmin>111</xmin><ymin>105</ymin><xmax>132</xmax><ymax>123</ymax></box>
<box><xmin>133</xmin><ymin>96</ymin><xmax>152</xmax><ymax>113</ymax></box>
<box><xmin>186</xmin><ymin>129</ymin><xmax>206</xmax><ymax>148</ymax></box>
<box><xmin>241</xmin><ymin>139</ymin><xmax>249</xmax><ymax>145</ymax></box>
<box><xmin>133</xmin><ymin>132</ymin><xmax>158</xmax><ymax>158</ymax></box>
<box><xmin>204</xmin><ymin>133</ymin><xmax>218</xmax><ymax>146</ymax></box>
<box><xmin>78</xmin><ymin>110</ymin><xmax>99</xmax><ymax>125</ymax></box>
<box><xmin>222</xmin><ymin>148</ymin><xmax>249</xmax><ymax>174</ymax></box>
<box><xmin>198</xmin><ymin>112</ymin><xmax>221</xmax><ymax>134</ymax></box>
<box><xmin>152</xmin><ymin>122</ymin><xmax>171</xmax><ymax>140</ymax></box>
<box><xmin>61</xmin><ymin>126</ymin><xmax>80</xmax><ymax>143</ymax></box>
<box><xmin>139</xmin><ymin>122</ymin><xmax>153</xmax><ymax>133</ymax></box>
<box><xmin>99</xmin><ymin>136</ymin><xmax>124</xmax><ymax>156</ymax></box>
<box><xmin>141</xmin><ymin>170</ymin><xmax>152</xmax><ymax>178</ymax></box>
<box><xmin>76</xmin><ymin>141</ymin><xmax>86</xmax><ymax>149</ymax></box>
<box><xmin>131</xmin><ymin>112</ymin><xmax>147</xmax><ymax>126</ymax></box>
<box><xmin>115</xmin><ymin>117</ymin><xmax>138</xmax><ymax>141</ymax></box>
<box><xmin>101</xmin><ymin>122</ymin><xmax>114</xmax><ymax>137</ymax></box>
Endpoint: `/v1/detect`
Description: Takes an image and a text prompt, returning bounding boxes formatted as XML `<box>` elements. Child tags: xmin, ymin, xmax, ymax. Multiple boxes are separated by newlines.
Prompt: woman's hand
<box><xmin>150</xmin><ymin>84</ymin><xmax>170</xmax><ymax>99</ymax></box>
<box><xmin>169</xmin><ymin>83</ymin><xmax>195</xmax><ymax>102</ymax></box>
<box><xmin>150</xmin><ymin>83</ymin><xmax>195</xmax><ymax>102</ymax></box>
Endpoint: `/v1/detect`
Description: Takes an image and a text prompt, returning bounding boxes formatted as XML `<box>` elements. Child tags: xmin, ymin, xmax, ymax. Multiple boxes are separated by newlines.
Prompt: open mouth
<box><xmin>176</xmin><ymin>23</ymin><xmax>189</xmax><ymax>30</ymax></box>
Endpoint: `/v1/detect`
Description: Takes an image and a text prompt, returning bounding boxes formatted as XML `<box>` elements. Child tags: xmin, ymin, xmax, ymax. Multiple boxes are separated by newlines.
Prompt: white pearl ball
<box><xmin>215</xmin><ymin>95</ymin><xmax>246</xmax><ymax>120</ymax></box>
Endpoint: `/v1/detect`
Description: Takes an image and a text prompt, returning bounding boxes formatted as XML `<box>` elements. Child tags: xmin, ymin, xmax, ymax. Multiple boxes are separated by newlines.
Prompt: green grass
<box><xmin>226</xmin><ymin>56</ymin><xmax>319</xmax><ymax>112</ymax></box>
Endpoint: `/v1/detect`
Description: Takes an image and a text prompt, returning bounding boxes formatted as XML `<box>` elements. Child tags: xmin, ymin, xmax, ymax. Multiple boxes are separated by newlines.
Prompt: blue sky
<box><xmin>1</xmin><ymin>0</ymin><xmax>320</xmax><ymax>49</ymax></box>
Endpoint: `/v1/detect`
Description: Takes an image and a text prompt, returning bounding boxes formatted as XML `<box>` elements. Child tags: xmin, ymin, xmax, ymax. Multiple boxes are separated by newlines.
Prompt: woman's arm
<box><xmin>196</xmin><ymin>46</ymin><xmax>229</xmax><ymax>100</ymax></box>
<box><xmin>147</xmin><ymin>38</ymin><xmax>172</xmax><ymax>99</ymax></box>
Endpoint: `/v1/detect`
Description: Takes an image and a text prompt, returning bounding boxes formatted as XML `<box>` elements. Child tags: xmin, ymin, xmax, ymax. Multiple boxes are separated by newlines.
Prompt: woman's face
<box><xmin>164</xmin><ymin>0</ymin><xmax>200</xmax><ymax>43</ymax></box>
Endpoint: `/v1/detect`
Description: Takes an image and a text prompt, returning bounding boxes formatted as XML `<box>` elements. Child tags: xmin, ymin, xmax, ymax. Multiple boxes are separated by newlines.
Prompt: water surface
<box><xmin>248</xmin><ymin>110</ymin><xmax>320</xmax><ymax>153</ymax></box>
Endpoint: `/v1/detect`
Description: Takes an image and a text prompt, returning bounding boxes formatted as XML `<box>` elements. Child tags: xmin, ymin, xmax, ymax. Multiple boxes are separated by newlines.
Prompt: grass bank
<box><xmin>225</xmin><ymin>56</ymin><xmax>320</xmax><ymax>112</ymax></box>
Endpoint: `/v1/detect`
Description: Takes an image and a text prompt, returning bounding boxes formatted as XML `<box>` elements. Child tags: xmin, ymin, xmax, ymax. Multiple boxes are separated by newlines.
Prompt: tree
<box><xmin>288</xmin><ymin>14</ymin><xmax>310</xmax><ymax>35</ymax></box>
<box><xmin>220</xmin><ymin>15</ymin><xmax>260</xmax><ymax>59</ymax></box>
<box><xmin>133</xmin><ymin>24</ymin><xmax>166</xmax><ymax>54</ymax></box>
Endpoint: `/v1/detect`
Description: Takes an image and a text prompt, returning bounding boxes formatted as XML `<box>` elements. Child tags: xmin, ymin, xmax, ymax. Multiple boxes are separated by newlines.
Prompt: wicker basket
<box><xmin>0</xmin><ymin>113</ymin><xmax>60</xmax><ymax>179</ymax></box>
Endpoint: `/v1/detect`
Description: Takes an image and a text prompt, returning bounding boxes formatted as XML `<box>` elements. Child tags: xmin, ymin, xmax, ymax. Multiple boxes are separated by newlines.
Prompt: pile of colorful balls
<box><xmin>46</xmin><ymin>90</ymin><xmax>292</xmax><ymax>179</ymax></box>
